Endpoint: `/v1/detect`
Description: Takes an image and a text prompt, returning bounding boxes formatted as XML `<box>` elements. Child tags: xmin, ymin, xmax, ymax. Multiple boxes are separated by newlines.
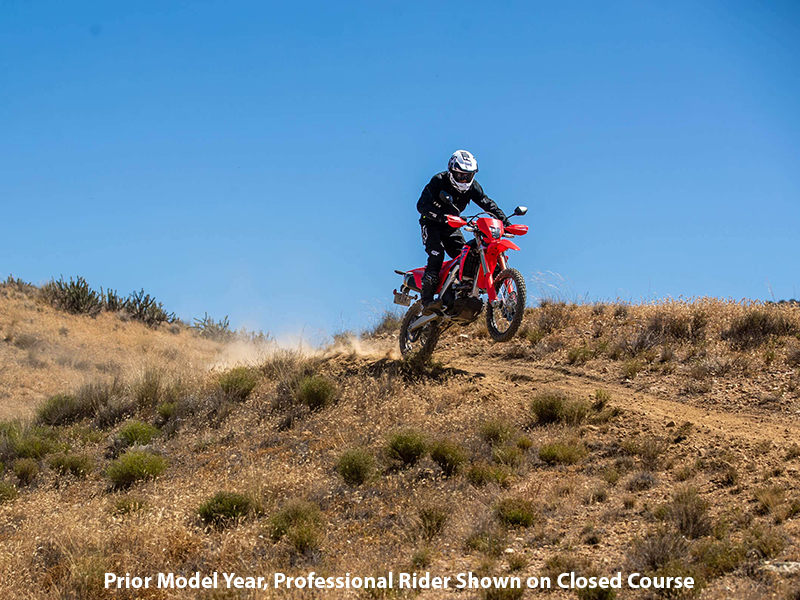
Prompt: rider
<box><xmin>416</xmin><ymin>150</ymin><xmax>510</xmax><ymax>314</ymax></box>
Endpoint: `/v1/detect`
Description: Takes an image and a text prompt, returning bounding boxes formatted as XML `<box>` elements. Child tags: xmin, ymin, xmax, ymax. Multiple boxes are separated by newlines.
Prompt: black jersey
<box><xmin>417</xmin><ymin>171</ymin><xmax>508</xmax><ymax>225</ymax></box>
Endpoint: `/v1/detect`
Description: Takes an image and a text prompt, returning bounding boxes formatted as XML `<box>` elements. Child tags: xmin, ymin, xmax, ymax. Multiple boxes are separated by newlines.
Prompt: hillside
<box><xmin>1</xmin><ymin>281</ymin><xmax>800</xmax><ymax>599</ymax></box>
<box><xmin>0</xmin><ymin>281</ymin><xmax>231</xmax><ymax>422</ymax></box>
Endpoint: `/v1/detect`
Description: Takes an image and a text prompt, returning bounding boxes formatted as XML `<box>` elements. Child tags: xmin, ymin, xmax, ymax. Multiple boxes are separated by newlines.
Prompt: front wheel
<box><xmin>399</xmin><ymin>301</ymin><xmax>441</xmax><ymax>361</ymax></box>
<box><xmin>486</xmin><ymin>268</ymin><xmax>527</xmax><ymax>342</ymax></box>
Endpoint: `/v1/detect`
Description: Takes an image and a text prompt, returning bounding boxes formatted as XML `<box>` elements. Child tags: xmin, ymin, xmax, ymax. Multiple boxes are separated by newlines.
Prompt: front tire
<box><xmin>486</xmin><ymin>268</ymin><xmax>527</xmax><ymax>342</ymax></box>
<box><xmin>399</xmin><ymin>301</ymin><xmax>441</xmax><ymax>362</ymax></box>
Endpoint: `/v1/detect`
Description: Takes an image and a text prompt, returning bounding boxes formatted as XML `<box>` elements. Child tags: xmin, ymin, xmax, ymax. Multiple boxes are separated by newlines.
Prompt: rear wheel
<box><xmin>399</xmin><ymin>301</ymin><xmax>441</xmax><ymax>361</ymax></box>
<box><xmin>486</xmin><ymin>268</ymin><xmax>527</xmax><ymax>342</ymax></box>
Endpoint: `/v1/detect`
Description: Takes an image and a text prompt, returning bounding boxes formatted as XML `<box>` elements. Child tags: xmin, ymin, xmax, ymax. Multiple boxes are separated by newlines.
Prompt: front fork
<box><xmin>475</xmin><ymin>246</ymin><xmax>508</xmax><ymax>303</ymax></box>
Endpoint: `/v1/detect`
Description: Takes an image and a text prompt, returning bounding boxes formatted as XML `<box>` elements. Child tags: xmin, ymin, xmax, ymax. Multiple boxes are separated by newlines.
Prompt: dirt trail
<box><xmin>440</xmin><ymin>348</ymin><xmax>800</xmax><ymax>447</ymax></box>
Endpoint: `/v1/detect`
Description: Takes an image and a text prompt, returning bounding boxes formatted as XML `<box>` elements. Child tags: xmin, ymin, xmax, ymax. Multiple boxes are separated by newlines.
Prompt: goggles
<box><xmin>450</xmin><ymin>170</ymin><xmax>475</xmax><ymax>184</ymax></box>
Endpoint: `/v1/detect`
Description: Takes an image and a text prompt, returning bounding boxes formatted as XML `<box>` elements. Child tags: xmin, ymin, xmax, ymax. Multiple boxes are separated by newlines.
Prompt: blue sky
<box><xmin>2</xmin><ymin>1</ymin><xmax>798</xmax><ymax>340</ymax></box>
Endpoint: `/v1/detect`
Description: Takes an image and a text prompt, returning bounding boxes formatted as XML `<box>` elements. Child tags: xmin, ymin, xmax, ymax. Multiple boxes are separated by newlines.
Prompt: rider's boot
<box><xmin>420</xmin><ymin>273</ymin><xmax>442</xmax><ymax>315</ymax></box>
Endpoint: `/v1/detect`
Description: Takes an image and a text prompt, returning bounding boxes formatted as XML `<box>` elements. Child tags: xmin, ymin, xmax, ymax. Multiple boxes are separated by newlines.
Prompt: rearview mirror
<box><xmin>439</xmin><ymin>191</ymin><xmax>454</xmax><ymax>205</ymax></box>
<box><xmin>513</xmin><ymin>206</ymin><xmax>528</xmax><ymax>216</ymax></box>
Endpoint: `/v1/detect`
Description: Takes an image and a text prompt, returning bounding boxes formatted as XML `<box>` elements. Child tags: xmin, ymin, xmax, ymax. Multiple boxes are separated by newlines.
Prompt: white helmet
<box><xmin>448</xmin><ymin>149</ymin><xmax>478</xmax><ymax>192</ymax></box>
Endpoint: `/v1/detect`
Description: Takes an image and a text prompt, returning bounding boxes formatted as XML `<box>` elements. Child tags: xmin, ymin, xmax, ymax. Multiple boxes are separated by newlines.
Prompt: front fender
<box><xmin>496</xmin><ymin>239</ymin><xmax>521</xmax><ymax>252</ymax></box>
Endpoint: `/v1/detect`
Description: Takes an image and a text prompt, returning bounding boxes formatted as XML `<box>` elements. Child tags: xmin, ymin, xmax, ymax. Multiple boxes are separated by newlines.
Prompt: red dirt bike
<box><xmin>393</xmin><ymin>200</ymin><xmax>529</xmax><ymax>361</ymax></box>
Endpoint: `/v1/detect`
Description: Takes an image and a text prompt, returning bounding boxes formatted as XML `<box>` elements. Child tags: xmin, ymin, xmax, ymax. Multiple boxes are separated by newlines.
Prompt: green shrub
<box><xmin>118</xmin><ymin>420</ymin><xmax>159</xmax><ymax>447</ymax></box>
<box><xmin>479</xmin><ymin>419</ymin><xmax>515</xmax><ymax>445</ymax></box>
<box><xmin>269</xmin><ymin>499</ymin><xmax>323</xmax><ymax>554</ymax></box>
<box><xmin>465</xmin><ymin>522</ymin><xmax>507</xmax><ymax>557</ymax></box>
<box><xmin>692</xmin><ymin>538</ymin><xmax>745</xmax><ymax>577</ymax></box>
<box><xmin>567</xmin><ymin>344</ymin><xmax>594</xmax><ymax>365</ymax></box>
<box><xmin>295</xmin><ymin>375</ymin><xmax>337</xmax><ymax>410</ymax></box>
<box><xmin>37</xmin><ymin>380</ymin><xmax>125</xmax><ymax>427</ymax></box>
<box><xmin>218</xmin><ymin>366</ymin><xmax>259</xmax><ymax>401</ymax></box>
<box><xmin>466</xmin><ymin>462</ymin><xmax>511</xmax><ymax>488</ymax></box>
<box><xmin>36</xmin><ymin>394</ymin><xmax>86</xmax><ymax>427</ymax></box>
<box><xmin>13</xmin><ymin>458</ymin><xmax>39</xmax><ymax>486</ymax></box>
<box><xmin>386</xmin><ymin>430</ymin><xmax>427</xmax><ymax>467</ymax></box>
<box><xmin>10</xmin><ymin>426</ymin><xmax>58</xmax><ymax>460</ymax></box>
<box><xmin>628</xmin><ymin>530</ymin><xmax>688</xmax><ymax>572</ymax></box>
<box><xmin>669</xmin><ymin>487</ymin><xmax>711</xmax><ymax>539</ymax></box>
<box><xmin>493</xmin><ymin>446</ymin><xmax>524</xmax><ymax>467</ymax></box>
<box><xmin>106</xmin><ymin>450</ymin><xmax>167</xmax><ymax>489</ymax></box>
<box><xmin>0</xmin><ymin>481</ymin><xmax>18</xmax><ymax>504</ymax></box>
<box><xmin>41</xmin><ymin>276</ymin><xmax>102</xmax><ymax>316</ymax></box>
<box><xmin>198</xmin><ymin>491</ymin><xmax>254</xmax><ymax>529</ymax></box>
<box><xmin>722</xmin><ymin>309</ymin><xmax>798</xmax><ymax>349</ymax></box>
<box><xmin>111</xmin><ymin>495</ymin><xmax>148</xmax><ymax>515</ymax></box>
<box><xmin>430</xmin><ymin>439</ymin><xmax>467</xmax><ymax>476</ymax></box>
<box><xmin>495</xmin><ymin>497</ymin><xmax>536</xmax><ymax>527</ymax></box>
<box><xmin>49</xmin><ymin>453</ymin><xmax>92</xmax><ymax>478</ymax></box>
<box><xmin>743</xmin><ymin>523</ymin><xmax>785</xmax><ymax>558</ymax></box>
<box><xmin>336</xmin><ymin>448</ymin><xmax>375</xmax><ymax>486</ymax></box>
<box><xmin>539</xmin><ymin>441</ymin><xmax>587</xmax><ymax>465</ymax></box>
<box><xmin>156</xmin><ymin>402</ymin><xmax>177</xmax><ymax>422</ymax></box>
<box><xmin>418</xmin><ymin>505</ymin><xmax>448</xmax><ymax>541</ymax></box>
<box><xmin>626</xmin><ymin>471</ymin><xmax>658</xmax><ymax>492</ymax></box>
<box><xmin>530</xmin><ymin>391</ymin><xmax>591</xmax><ymax>426</ymax></box>
<box><xmin>134</xmin><ymin>369</ymin><xmax>165</xmax><ymax>408</ymax></box>
<box><xmin>622</xmin><ymin>359</ymin><xmax>643</xmax><ymax>379</ymax></box>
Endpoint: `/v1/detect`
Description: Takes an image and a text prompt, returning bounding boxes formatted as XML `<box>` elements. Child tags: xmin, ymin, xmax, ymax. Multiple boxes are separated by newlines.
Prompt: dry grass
<box><xmin>0</xmin><ymin>292</ymin><xmax>799</xmax><ymax>599</ymax></box>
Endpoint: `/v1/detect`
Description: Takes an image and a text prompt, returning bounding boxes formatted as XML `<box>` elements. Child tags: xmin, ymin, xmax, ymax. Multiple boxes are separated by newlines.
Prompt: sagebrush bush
<box><xmin>418</xmin><ymin>505</ymin><xmax>448</xmax><ymax>541</ymax></box>
<box><xmin>466</xmin><ymin>461</ymin><xmax>511</xmax><ymax>488</ymax></box>
<box><xmin>269</xmin><ymin>499</ymin><xmax>323</xmax><ymax>554</ymax></box>
<box><xmin>626</xmin><ymin>471</ymin><xmax>658</xmax><ymax>492</ymax></box>
<box><xmin>49</xmin><ymin>453</ymin><xmax>92</xmax><ymax>478</ymax></box>
<box><xmin>117</xmin><ymin>420</ymin><xmax>159</xmax><ymax>447</ymax></box>
<box><xmin>217</xmin><ymin>366</ymin><xmax>259</xmax><ymax>401</ymax></box>
<box><xmin>336</xmin><ymin>448</ymin><xmax>375</xmax><ymax>486</ymax></box>
<box><xmin>106</xmin><ymin>450</ymin><xmax>167</xmax><ymax>489</ymax></box>
<box><xmin>430</xmin><ymin>439</ymin><xmax>467</xmax><ymax>476</ymax></box>
<box><xmin>692</xmin><ymin>538</ymin><xmax>745</xmax><ymax>577</ymax></box>
<box><xmin>530</xmin><ymin>391</ymin><xmax>590</xmax><ymax>426</ymax></box>
<box><xmin>7</xmin><ymin>425</ymin><xmax>58</xmax><ymax>460</ymax></box>
<box><xmin>295</xmin><ymin>375</ymin><xmax>337</xmax><ymax>410</ymax></box>
<box><xmin>197</xmin><ymin>491</ymin><xmax>255</xmax><ymax>529</ymax></box>
<box><xmin>669</xmin><ymin>487</ymin><xmax>711</xmax><ymax>539</ymax></box>
<box><xmin>722</xmin><ymin>309</ymin><xmax>798</xmax><ymax>349</ymax></box>
<box><xmin>628</xmin><ymin>530</ymin><xmax>688</xmax><ymax>572</ymax></box>
<box><xmin>465</xmin><ymin>521</ymin><xmax>507</xmax><ymax>557</ymax></box>
<box><xmin>495</xmin><ymin>497</ymin><xmax>537</xmax><ymax>527</ymax></box>
<box><xmin>35</xmin><ymin>394</ymin><xmax>85</xmax><ymax>427</ymax></box>
<box><xmin>112</xmin><ymin>496</ymin><xmax>148</xmax><ymax>515</ymax></box>
<box><xmin>0</xmin><ymin>481</ymin><xmax>18</xmax><ymax>504</ymax></box>
<box><xmin>742</xmin><ymin>523</ymin><xmax>785</xmax><ymax>559</ymax></box>
<box><xmin>479</xmin><ymin>419</ymin><xmax>516</xmax><ymax>446</ymax></box>
<box><xmin>386</xmin><ymin>430</ymin><xmax>427</xmax><ymax>467</ymax></box>
<box><xmin>539</xmin><ymin>441</ymin><xmax>587</xmax><ymax>465</ymax></box>
<box><xmin>13</xmin><ymin>458</ymin><xmax>39</xmax><ymax>486</ymax></box>
<box><xmin>38</xmin><ymin>380</ymin><xmax>125</xmax><ymax>427</ymax></box>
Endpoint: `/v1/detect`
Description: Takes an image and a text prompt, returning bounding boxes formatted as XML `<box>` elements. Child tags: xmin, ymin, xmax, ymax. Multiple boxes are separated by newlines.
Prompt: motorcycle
<box><xmin>393</xmin><ymin>193</ymin><xmax>529</xmax><ymax>361</ymax></box>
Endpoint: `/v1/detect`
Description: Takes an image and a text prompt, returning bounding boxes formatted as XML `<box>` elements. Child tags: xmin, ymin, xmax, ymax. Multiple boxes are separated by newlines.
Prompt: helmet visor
<box><xmin>451</xmin><ymin>170</ymin><xmax>475</xmax><ymax>184</ymax></box>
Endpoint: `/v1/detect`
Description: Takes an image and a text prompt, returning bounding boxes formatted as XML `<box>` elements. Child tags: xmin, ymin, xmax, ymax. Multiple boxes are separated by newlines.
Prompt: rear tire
<box><xmin>399</xmin><ymin>301</ymin><xmax>441</xmax><ymax>362</ymax></box>
<box><xmin>486</xmin><ymin>268</ymin><xmax>527</xmax><ymax>342</ymax></box>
